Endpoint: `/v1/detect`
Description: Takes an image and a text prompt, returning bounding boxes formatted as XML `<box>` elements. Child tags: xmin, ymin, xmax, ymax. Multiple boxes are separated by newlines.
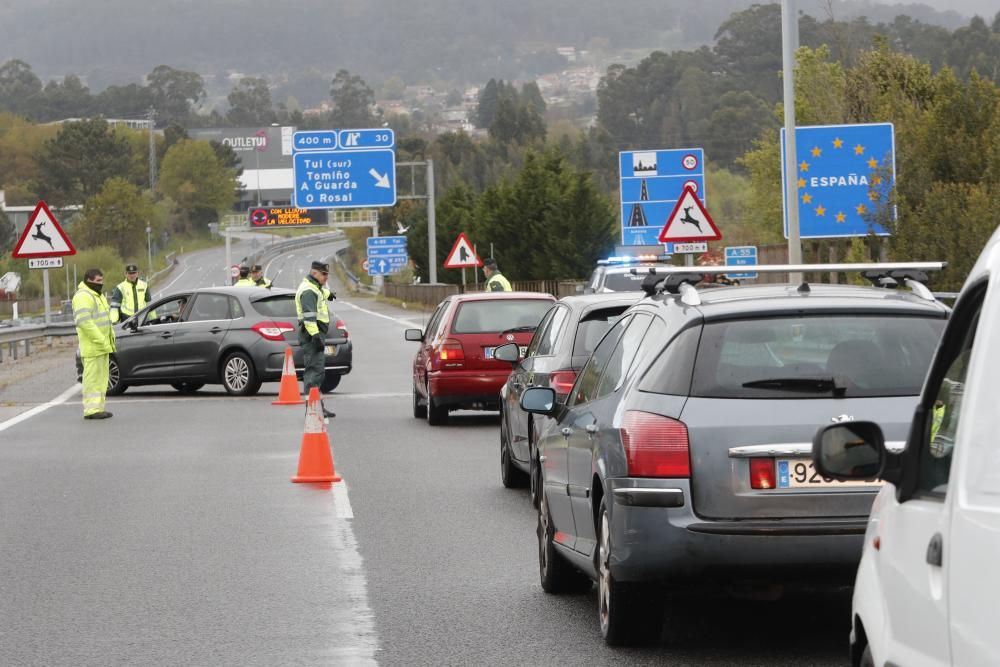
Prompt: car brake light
<box><xmin>438</xmin><ymin>339</ymin><xmax>465</xmax><ymax>361</ymax></box>
<box><xmin>750</xmin><ymin>458</ymin><xmax>776</xmax><ymax>489</ymax></box>
<box><xmin>620</xmin><ymin>410</ymin><xmax>690</xmax><ymax>477</ymax></box>
<box><xmin>334</xmin><ymin>318</ymin><xmax>349</xmax><ymax>338</ymax></box>
<box><xmin>550</xmin><ymin>370</ymin><xmax>577</xmax><ymax>396</ymax></box>
<box><xmin>252</xmin><ymin>321</ymin><xmax>295</xmax><ymax>341</ymax></box>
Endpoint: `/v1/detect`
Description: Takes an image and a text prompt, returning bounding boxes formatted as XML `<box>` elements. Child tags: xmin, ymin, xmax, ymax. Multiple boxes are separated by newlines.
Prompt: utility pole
<box><xmin>397</xmin><ymin>160</ymin><xmax>438</xmax><ymax>283</ymax></box>
<box><xmin>782</xmin><ymin>0</ymin><xmax>803</xmax><ymax>283</ymax></box>
<box><xmin>147</xmin><ymin>107</ymin><xmax>157</xmax><ymax>192</ymax></box>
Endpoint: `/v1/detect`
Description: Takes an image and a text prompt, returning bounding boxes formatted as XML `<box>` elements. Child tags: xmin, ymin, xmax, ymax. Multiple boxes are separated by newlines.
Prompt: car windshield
<box><xmin>601</xmin><ymin>270</ymin><xmax>662</xmax><ymax>291</ymax></box>
<box><xmin>690</xmin><ymin>314</ymin><xmax>945</xmax><ymax>398</ymax></box>
<box><xmin>452</xmin><ymin>299</ymin><xmax>552</xmax><ymax>334</ymax></box>
<box><xmin>573</xmin><ymin>306</ymin><xmax>629</xmax><ymax>356</ymax></box>
<box><xmin>251</xmin><ymin>295</ymin><xmax>297</xmax><ymax>318</ymax></box>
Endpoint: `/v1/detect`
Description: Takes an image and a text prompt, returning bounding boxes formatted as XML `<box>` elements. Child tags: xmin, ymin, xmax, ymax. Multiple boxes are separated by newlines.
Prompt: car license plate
<box><xmin>324</xmin><ymin>345</ymin><xmax>337</xmax><ymax>355</ymax></box>
<box><xmin>776</xmin><ymin>459</ymin><xmax>882</xmax><ymax>488</ymax></box>
<box><xmin>483</xmin><ymin>345</ymin><xmax>528</xmax><ymax>359</ymax></box>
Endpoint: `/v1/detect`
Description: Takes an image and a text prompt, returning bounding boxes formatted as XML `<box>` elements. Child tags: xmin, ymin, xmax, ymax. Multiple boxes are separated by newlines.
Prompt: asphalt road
<box><xmin>0</xmin><ymin>237</ymin><xmax>852</xmax><ymax>666</ymax></box>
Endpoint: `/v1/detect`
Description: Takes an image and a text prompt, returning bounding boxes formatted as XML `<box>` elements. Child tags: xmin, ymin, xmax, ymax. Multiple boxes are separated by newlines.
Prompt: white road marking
<box><xmin>332</xmin><ymin>481</ymin><xmax>354</xmax><ymax>519</ymax></box>
<box><xmin>0</xmin><ymin>384</ymin><xmax>80</xmax><ymax>433</ymax></box>
<box><xmin>338</xmin><ymin>301</ymin><xmax>423</xmax><ymax>328</ymax></box>
<box><xmin>159</xmin><ymin>264</ymin><xmax>190</xmax><ymax>291</ymax></box>
<box><xmin>49</xmin><ymin>392</ymin><xmax>411</xmax><ymax>405</ymax></box>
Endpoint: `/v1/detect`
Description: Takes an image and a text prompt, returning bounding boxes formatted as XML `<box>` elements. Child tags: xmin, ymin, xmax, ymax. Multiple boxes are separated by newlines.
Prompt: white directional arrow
<box><xmin>379</xmin><ymin>259</ymin><xmax>386</xmax><ymax>271</ymax></box>
<box><xmin>369</xmin><ymin>169</ymin><xmax>391</xmax><ymax>189</ymax></box>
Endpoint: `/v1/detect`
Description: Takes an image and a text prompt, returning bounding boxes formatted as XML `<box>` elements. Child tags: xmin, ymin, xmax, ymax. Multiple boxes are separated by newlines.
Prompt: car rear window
<box><xmin>689</xmin><ymin>315</ymin><xmax>945</xmax><ymax>399</ymax></box>
<box><xmin>573</xmin><ymin>306</ymin><xmax>630</xmax><ymax>356</ymax></box>
<box><xmin>601</xmin><ymin>272</ymin><xmax>649</xmax><ymax>291</ymax></box>
<box><xmin>251</xmin><ymin>295</ymin><xmax>297</xmax><ymax>318</ymax></box>
<box><xmin>452</xmin><ymin>299</ymin><xmax>553</xmax><ymax>334</ymax></box>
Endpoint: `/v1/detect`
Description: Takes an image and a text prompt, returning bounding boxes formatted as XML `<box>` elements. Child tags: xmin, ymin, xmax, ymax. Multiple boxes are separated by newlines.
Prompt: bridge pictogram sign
<box><xmin>443</xmin><ymin>232</ymin><xmax>482</xmax><ymax>269</ymax></box>
<box><xmin>657</xmin><ymin>185</ymin><xmax>722</xmax><ymax>243</ymax></box>
<box><xmin>12</xmin><ymin>201</ymin><xmax>76</xmax><ymax>258</ymax></box>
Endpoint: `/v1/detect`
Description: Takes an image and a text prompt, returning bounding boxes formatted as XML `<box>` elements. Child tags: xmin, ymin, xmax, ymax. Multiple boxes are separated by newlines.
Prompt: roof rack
<box><xmin>648</xmin><ymin>262</ymin><xmax>947</xmax><ymax>303</ymax></box>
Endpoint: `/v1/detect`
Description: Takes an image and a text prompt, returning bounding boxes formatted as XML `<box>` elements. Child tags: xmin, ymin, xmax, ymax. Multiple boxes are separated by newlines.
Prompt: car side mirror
<box><xmin>404</xmin><ymin>328</ymin><xmax>424</xmax><ymax>342</ymax></box>
<box><xmin>520</xmin><ymin>387</ymin><xmax>558</xmax><ymax>416</ymax></box>
<box><xmin>494</xmin><ymin>342</ymin><xmax>520</xmax><ymax>363</ymax></box>
<box><xmin>812</xmin><ymin>421</ymin><xmax>885</xmax><ymax>481</ymax></box>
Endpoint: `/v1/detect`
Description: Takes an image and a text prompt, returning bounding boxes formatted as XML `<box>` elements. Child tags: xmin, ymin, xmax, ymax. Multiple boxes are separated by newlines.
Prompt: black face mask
<box><xmin>85</xmin><ymin>280</ymin><xmax>104</xmax><ymax>294</ymax></box>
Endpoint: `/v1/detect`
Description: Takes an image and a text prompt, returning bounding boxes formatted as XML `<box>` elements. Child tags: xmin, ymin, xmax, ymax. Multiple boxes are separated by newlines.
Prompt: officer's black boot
<box><xmin>321</xmin><ymin>400</ymin><xmax>336</xmax><ymax>419</ymax></box>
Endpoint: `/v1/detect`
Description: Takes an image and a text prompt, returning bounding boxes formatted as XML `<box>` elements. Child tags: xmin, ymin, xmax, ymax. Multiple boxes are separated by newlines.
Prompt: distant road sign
<box><xmin>249</xmin><ymin>207</ymin><xmax>327</xmax><ymax>228</ymax></box>
<box><xmin>230</xmin><ymin>265</ymin><xmax>240</xmax><ymax>279</ymax></box>
<box><xmin>725</xmin><ymin>246</ymin><xmax>758</xmax><ymax>279</ymax></box>
<box><xmin>339</xmin><ymin>128</ymin><xmax>395</xmax><ymax>150</ymax></box>
<box><xmin>292</xmin><ymin>131</ymin><xmax>338</xmax><ymax>152</ymax></box>
<box><xmin>366</xmin><ymin>235</ymin><xmax>408</xmax><ymax>276</ymax></box>
<box><xmin>658</xmin><ymin>185</ymin><xmax>721</xmax><ymax>243</ymax></box>
<box><xmin>12</xmin><ymin>201</ymin><xmax>76</xmax><ymax>258</ymax></box>
<box><xmin>781</xmin><ymin>122</ymin><xmax>895</xmax><ymax>239</ymax></box>
<box><xmin>443</xmin><ymin>233</ymin><xmax>481</xmax><ymax>269</ymax></box>
<box><xmin>28</xmin><ymin>257</ymin><xmax>63</xmax><ymax>269</ymax></box>
<box><xmin>620</xmin><ymin>148</ymin><xmax>705</xmax><ymax>246</ymax></box>
<box><xmin>293</xmin><ymin>149</ymin><xmax>396</xmax><ymax>209</ymax></box>
<box><xmin>367</xmin><ymin>255</ymin><xmax>408</xmax><ymax>276</ymax></box>
<box><xmin>366</xmin><ymin>236</ymin><xmax>407</xmax><ymax>248</ymax></box>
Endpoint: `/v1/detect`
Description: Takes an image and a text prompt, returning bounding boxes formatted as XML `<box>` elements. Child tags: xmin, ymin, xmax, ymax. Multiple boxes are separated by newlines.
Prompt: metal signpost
<box><xmin>725</xmin><ymin>246</ymin><xmax>758</xmax><ymax>280</ymax></box>
<box><xmin>619</xmin><ymin>148</ymin><xmax>705</xmax><ymax>247</ymax></box>
<box><xmin>780</xmin><ymin>122</ymin><xmax>896</xmax><ymax>239</ymax></box>
<box><xmin>366</xmin><ymin>236</ymin><xmax>408</xmax><ymax>277</ymax></box>
<box><xmin>11</xmin><ymin>201</ymin><xmax>76</xmax><ymax>325</ymax></box>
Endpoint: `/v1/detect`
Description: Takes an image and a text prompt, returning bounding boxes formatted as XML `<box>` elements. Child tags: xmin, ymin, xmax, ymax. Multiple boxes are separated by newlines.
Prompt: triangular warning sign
<box><xmin>12</xmin><ymin>201</ymin><xmax>76</xmax><ymax>258</ymax></box>
<box><xmin>657</xmin><ymin>186</ymin><xmax>722</xmax><ymax>243</ymax></box>
<box><xmin>443</xmin><ymin>232</ymin><xmax>482</xmax><ymax>269</ymax></box>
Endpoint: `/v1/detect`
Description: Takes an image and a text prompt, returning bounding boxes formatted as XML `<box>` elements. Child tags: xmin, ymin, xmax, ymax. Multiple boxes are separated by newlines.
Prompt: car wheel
<box><xmin>412</xmin><ymin>383</ymin><xmax>427</xmax><ymax>419</ymax></box>
<box><xmin>320</xmin><ymin>374</ymin><xmax>341</xmax><ymax>393</ymax></box>
<box><xmin>106</xmin><ymin>356</ymin><xmax>128</xmax><ymax>396</ymax></box>
<box><xmin>537</xmin><ymin>489</ymin><xmax>591</xmax><ymax>594</ymax></box>
<box><xmin>529</xmin><ymin>443</ymin><xmax>542</xmax><ymax>508</ymax></box>
<box><xmin>221</xmin><ymin>351</ymin><xmax>262</xmax><ymax>396</ymax></box>
<box><xmin>426</xmin><ymin>392</ymin><xmax>448</xmax><ymax>425</ymax></box>
<box><xmin>598</xmin><ymin>498</ymin><xmax>646</xmax><ymax>646</ymax></box>
<box><xmin>171</xmin><ymin>382</ymin><xmax>204</xmax><ymax>394</ymax></box>
<box><xmin>500</xmin><ymin>409</ymin><xmax>528</xmax><ymax>488</ymax></box>
<box><xmin>859</xmin><ymin>645</ymin><xmax>875</xmax><ymax>667</ymax></box>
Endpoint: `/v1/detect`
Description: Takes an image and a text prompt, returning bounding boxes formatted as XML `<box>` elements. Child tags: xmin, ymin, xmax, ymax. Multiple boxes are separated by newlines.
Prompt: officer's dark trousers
<box><xmin>298</xmin><ymin>328</ymin><xmax>326</xmax><ymax>391</ymax></box>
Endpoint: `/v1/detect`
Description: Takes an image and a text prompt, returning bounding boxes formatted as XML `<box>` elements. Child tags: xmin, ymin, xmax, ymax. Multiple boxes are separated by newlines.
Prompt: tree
<box><xmin>476</xmin><ymin>79</ymin><xmax>500</xmax><ymax>129</ymax></box>
<box><xmin>227</xmin><ymin>77</ymin><xmax>276</xmax><ymax>125</ymax></box>
<box><xmin>329</xmin><ymin>69</ymin><xmax>377</xmax><ymax>128</ymax></box>
<box><xmin>94</xmin><ymin>83</ymin><xmax>154</xmax><ymax>119</ymax></box>
<box><xmin>0</xmin><ymin>208</ymin><xmax>14</xmax><ymax>254</ymax></box>
<box><xmin>146</xmin><ymin>65</ymin><xmax>205</xmax><ymax>127</ymax></box>
<box><xmin>37</xmin><ymin>118</ymin><xmax>133</xmax><ymax>206</ymax></box>
<box><xmin>0</xmin><ymin>112</ymin><xmax>57</xmax><ymax>204</ymax></box>
<box><xmin>0</xmin><ymin>59</ymin><xmax>42</xmax><ymax>116</ymax></box>
<box><xmin>30</xmin><ymin>74</ymin><xmax>93</xmax><ymax>122</ymax></box>
<box><xmin>158</xmin><ymin>139</ymin><xmax>237</xmax><ymax>232</ymax></box>
<box><xmin>76</xmin><ymin>178</ymin><xmax>156</xmax><ymax>257</ymax></box>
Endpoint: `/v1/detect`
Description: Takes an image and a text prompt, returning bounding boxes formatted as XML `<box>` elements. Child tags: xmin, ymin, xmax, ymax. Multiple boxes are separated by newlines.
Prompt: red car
<box><xmin>405</xmin><ymin>292</ymin><xmax>556</xmax><ymax>425</ymax></box>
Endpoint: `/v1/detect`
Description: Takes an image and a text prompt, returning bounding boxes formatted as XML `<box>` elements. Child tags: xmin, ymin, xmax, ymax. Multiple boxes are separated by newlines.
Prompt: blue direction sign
<box><xmin>339</xmin><ymin>128</ymin><xmax>395</xmax><ymax>150</ymax></box>
<box><xmin>292</xmin><ymin>131</ymin><xmax>338</xmax><ymax>151</ymax></box>
<box><xmin>781</xmin><ymin>123</ymin><xmax>895</xmax><ymax>239</ymax></box>
<box><xmin>619</xmin><ymin>148</ymin><xmax>705</xmax><ymax>246</ymax></box>
<box><xmin>366</xmin><ymin>235</ymin><xmax>408</xmax><ymax>276</ymax></box>
<box><xmin>293</xmin><ymin>149</ymin><xmax>396</xmax><ymax>209</ymax></box>
<box><xmin>725</xmin><ymin>245</ymin><xmax>758</xmax><ymax>280</ymax></box>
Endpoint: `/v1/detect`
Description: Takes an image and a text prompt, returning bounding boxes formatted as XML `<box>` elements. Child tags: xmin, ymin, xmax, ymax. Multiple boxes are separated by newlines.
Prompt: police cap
<box><xmin>483</xmin><ymin>257</ymin><xmax>498</xmax><ymax>269</ymax></box>
<box><xmin>251</xmin><ymin>264</ymin><xmax>263</xmax><ymax>272</ymax></box>
<box><xmin>311</xmin><ymin>260</ymin><xmax>330</xmax><ymax>273</ymax></box>
<box><xmin>125</xmin><ymin>264</ymin><xmax>139</xmax><ymax>272</ymax></box>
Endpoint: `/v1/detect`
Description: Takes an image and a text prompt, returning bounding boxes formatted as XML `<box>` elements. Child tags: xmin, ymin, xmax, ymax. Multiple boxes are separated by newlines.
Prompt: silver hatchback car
<box><xmin>521</xmin><ymin>264</ymin><xmax>948</xmax><ymax>645</ymax></box>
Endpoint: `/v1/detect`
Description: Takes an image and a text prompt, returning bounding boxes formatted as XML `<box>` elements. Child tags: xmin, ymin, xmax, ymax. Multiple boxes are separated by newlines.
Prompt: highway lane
<box><xmin>0</xmin><ymin>269</ymin><xmax>850</xmax><ymax>665</ymax></box>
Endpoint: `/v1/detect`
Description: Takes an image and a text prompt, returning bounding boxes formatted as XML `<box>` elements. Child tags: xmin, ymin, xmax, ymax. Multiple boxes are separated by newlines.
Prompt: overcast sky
<box><xmin>878</xmin><ymin>0</ymin><xmax>997</xmax><ymax>18</ymax></box>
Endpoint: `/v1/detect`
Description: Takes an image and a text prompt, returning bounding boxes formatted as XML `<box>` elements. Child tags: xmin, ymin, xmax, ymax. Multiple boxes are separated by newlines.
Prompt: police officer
<box><xmin>234</xmin><ymin>265</ymin><xmax>254</xmax><ymax>287</ymax></box>
<box><xmin>73</xmin><ymin>268</ymin><xmax>116</xmax><ymax>420</ymax></box>
<box><xmin>249</xmin><ymin>264</ymin><xmax>272</xmax><ymax>288</ymax></box>
<box><xmin>109</xmin><ymin>264</ymin><xmax>152</xmax><ymax>323</ymax></box>
<box><xmin>296</xmin><ymin>260</ymin><xmax>337</xmax><ymax>418</ymax></box>
<box><xmin>483</xmin><ymin>257</ymin><xmax>512</xmax><ymax>292</ymax></box>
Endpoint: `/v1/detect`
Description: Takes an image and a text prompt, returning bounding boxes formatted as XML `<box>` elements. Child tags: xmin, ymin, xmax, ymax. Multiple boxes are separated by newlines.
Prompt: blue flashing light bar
<box><xmin>597</xmin><ymin>254</ymin><xmax>672</xmax><ymax>266</ymax></box>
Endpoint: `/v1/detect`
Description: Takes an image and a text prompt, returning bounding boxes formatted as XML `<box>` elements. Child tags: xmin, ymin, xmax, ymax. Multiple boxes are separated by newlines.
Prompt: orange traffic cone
<box><xmin>291</xmin><ymin>387</ymin><xmax>342</xmax><ymax>484</ymax></box>
<box><xmin>273</xmin><ymin>347</ymin><xmax>305</xmax><ymax>405</ymax></box>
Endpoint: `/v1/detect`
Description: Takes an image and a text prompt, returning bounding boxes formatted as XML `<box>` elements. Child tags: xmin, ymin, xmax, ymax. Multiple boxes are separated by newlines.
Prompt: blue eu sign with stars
<box><xmin>619</xmin><ymin>148</ymin><xmax>705</xmax><ymax>246</ymax></box>
<box><xmin>781</xmin><ymin>123</ymin><xmax>895</xmax><ymax>239</ymax></box>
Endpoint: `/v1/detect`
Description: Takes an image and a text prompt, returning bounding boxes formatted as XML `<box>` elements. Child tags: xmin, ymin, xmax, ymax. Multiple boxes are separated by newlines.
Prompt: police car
<box><xmin>583</xmin><ymin>255</ymin><xmax>674</xmax><ymax>294</ymax></box>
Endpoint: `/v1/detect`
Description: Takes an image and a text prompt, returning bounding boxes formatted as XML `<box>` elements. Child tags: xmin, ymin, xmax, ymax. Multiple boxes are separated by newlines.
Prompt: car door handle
<box><xmin>560</xmin><ymin>427</ymin><xmax>572</xmax><ymax>438</ymax></box>
<box><xmin>585</xmin><ymin>424</ymin><xmax>599</xmax><ymax>434</ymax></box>
<box><xmin>926</xmin><ymin>533</ymin><xmax>943</xmax><ymax>567</ymax></box>
<box><xmin>159</xmin><ymin>332</ymin><xmax>172</xmax><ymax>339</ymax></box>
<box><xmin>209</xmin><ymin>327</ymin><xmax>223</xmax><ymax>334</ymax></box>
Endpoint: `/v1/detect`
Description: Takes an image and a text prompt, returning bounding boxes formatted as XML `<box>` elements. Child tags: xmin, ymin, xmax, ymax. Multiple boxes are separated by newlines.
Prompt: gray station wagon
<box><xmin>520</xmin><ymin>264</ymin><xmax>948</xmax><ymax>645</ymax></box>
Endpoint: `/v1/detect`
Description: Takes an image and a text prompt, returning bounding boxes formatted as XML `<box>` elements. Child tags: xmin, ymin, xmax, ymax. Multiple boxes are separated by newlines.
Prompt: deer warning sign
<box><xmin>657</xmin><ymin>185</ymin><xmax>722</xmax><ymax>243</ymax></box>
<box><xmin>12</xmin><ymin>201</ymin><xmax>76</xmax><ymax>258</ymax></box>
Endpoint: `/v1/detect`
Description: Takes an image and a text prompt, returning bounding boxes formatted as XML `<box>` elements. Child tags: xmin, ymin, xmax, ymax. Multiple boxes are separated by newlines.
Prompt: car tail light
<box><xmin>252</xmin><ymin>321</ymin><xmax>295</xmax><ymax>341</ymax></box>
<box><xmin>550</xmin><ymin>370</ymin><xmax>577</xmax><ymax>396</ymax></box>
<box><xmin>438</xmin><ymin>339</ymin><xmax>465</xmax><ymax>361</ymax></box>
<box><xmin>620</xmin><ymin>410</ymin><xmax>690</xmax><ymax>478</ymax></box>
<box><xmin>749</xmin><ymin>458</ymin><xmax>776</xmax><ymax>489</ymax></box>
<box><xmin>334</xmin><ymin>318</ymin><xmax>349</xmax><ymax>338</ymax></box>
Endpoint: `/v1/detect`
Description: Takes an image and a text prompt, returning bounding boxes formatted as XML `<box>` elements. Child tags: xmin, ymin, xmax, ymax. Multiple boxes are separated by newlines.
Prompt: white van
<box><xmin>813</xmin><ymin>239</ymin><xmax>1000</xmax><ymax>667</ymax></box>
